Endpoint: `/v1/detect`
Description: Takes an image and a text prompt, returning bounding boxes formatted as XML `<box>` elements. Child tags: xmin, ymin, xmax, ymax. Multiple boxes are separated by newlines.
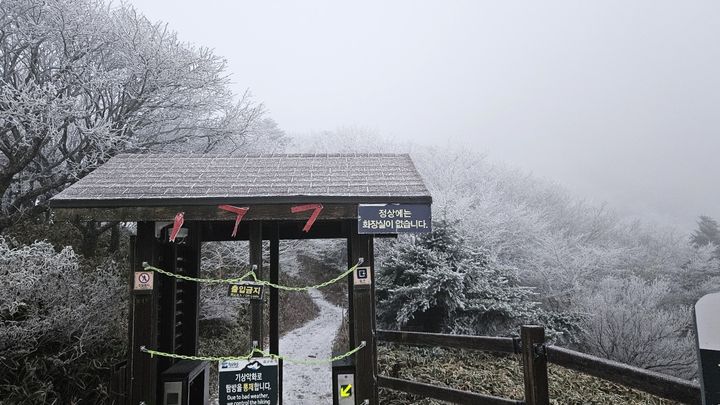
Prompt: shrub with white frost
<box><xmin>0</xmin><ymin>237</ymin><xmax>126</xmax><ymax>403</ymax></box>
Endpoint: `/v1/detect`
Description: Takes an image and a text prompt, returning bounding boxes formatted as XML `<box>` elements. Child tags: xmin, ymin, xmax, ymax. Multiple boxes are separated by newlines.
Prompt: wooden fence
<box><xmin>377</xmin><ymin>326</ymin><xmax>702</xmax><ymax>405</ymax></box>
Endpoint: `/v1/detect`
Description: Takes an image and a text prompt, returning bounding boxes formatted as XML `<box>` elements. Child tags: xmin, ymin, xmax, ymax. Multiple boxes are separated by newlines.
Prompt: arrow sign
<box><xmin>291</xmin><ymin>203</ymin><xmax>323</xmax><ymax>232</ymax></box>
<box><xmin>218</xmin><ymin>205</ymin><xmax>249</xmax><ymax>237</ymax></box>
<box><xmin>336</xmin><ymin>373</ymin><xmax>355</xmax><ymax>404</ymax></box>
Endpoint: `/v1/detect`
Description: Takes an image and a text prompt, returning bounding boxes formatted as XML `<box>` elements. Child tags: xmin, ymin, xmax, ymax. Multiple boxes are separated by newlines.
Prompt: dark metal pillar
<box><xmin>128</xmin><ymin>221</ymin><xmax>160</xmax><ymax>405</ymax></box>
<box><xmin>249</xmin><ymin>221</ymin><xmax>264</xmax><ymax>350</ymax></box>
<box><xmin>346</xmin><ymin>219</ymin><xmax>355</xmax><ymax>350</ymax></box>
<box><xmin>269</xmin><ymin>222</ymin><xmax>281</xmax><ymax>404</ymax></box>
<box><xmin>350</xmin><ymin>230</ymin><xmax>378</xmax><ymax>405</ymax></box>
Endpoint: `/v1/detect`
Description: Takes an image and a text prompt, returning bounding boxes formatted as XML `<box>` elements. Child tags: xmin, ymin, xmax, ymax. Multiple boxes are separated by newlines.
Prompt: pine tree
<box><xmin>376</xmin><ymin>219</ymin><xmax>540</xmax><ymax>335</ymax></box>
<box><xmin>691</xmin><ymin>216</ymin><xmax>720</xmax><ymax>258</ymax></box>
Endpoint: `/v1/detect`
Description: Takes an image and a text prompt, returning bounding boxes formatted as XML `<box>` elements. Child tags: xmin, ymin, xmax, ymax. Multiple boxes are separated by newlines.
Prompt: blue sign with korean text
<box><xmin>358</xmin><ymin>204</ymin><xmax>432</xmax><ymax>234</ymax></box>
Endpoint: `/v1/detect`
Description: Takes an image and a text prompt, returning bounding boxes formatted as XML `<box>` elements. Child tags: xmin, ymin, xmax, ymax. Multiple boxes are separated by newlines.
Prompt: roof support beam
<box><xmin>53</xmin><ymin>203</ymin><xmax>357</xmax><ymax>223</ymax></box>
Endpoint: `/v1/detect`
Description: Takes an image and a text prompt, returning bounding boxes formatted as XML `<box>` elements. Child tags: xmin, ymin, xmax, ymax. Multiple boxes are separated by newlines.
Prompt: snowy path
<box><xmin>280</xmin><ymin>288</ymin><xmax>344</xmax><ymax>404</ymax></box>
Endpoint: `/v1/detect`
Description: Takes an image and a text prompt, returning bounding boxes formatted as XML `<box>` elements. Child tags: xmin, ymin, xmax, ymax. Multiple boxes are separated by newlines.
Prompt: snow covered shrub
<box><xmin>376</xmin><ymin>220</ymin><xmax>578</xmax><ymax>337</ymax></box>
<box><xmin>577</xmin><ymin>277</ymin><xmax>696</xmax><ymax>379</ymax></box>
<box><xmin>0</xmin><ymin>237</ymin><xmax>126</xmax><ymax>404</ymax></box>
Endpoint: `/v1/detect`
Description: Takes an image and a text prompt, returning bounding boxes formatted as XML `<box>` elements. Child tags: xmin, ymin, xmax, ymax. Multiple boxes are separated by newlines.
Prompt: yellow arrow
<box><xmin>340</xmin><ymin>384</ymin><xmax>352</xmax><ymax>397</ymax></box>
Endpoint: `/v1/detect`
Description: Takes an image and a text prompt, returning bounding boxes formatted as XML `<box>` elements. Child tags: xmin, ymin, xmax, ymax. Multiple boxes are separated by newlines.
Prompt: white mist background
<box><xmin>129</xmin><ymin>0</ymin><xmax>720</xmax><ymax>230</ymax></box>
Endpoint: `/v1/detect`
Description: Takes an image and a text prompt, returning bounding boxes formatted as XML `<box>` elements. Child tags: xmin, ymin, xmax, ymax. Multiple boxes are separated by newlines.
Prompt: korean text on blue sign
<box><xmin>358</xmin><ymin>204</ymin><xmax>432</xmax><ymax>234</ymax></box>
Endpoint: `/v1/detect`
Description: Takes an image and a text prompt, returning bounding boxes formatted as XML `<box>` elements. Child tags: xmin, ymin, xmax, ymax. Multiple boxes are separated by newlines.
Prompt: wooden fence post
<box><xmin>521</xmin><ymin>325</ymin><xmax>549</xmax><ymax>405</ymax></box>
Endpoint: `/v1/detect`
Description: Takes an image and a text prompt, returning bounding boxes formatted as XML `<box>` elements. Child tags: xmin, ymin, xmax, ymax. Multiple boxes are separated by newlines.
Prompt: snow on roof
<box><xmin>50</xmin><ymin>153</ymin><xmax>431</xmax><ymax>208</ymax></box>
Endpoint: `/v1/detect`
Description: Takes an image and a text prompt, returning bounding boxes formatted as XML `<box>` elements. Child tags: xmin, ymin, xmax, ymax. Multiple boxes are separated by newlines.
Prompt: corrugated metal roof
<box><xmin>50</xmin><ymin>153</ymin><xmax>431</xmax><ymax>207</ymax></box>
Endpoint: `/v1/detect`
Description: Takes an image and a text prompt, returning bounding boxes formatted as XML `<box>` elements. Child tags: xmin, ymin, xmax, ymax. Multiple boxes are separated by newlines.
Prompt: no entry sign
<box><xmin>695</xmin><ymin>292</ymin><xmax>720</xmax><ymax>405</ymax></box>
<box><xmin>219</xmin><ymin>357</ymin><xmax>278</xmax><ymax>405</ymax></box>
<box><xmin>228</xmin><ymin>282</ymin><xmax>264</xmax><ymax>300</ymax></box>
<box><xmin>133</xmin><ymin>271</ymin><xmax>153</xmax><ymax>291</ymax></box>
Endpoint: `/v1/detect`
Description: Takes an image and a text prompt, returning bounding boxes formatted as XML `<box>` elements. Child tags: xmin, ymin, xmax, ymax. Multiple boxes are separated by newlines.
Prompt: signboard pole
<box><xmin>249</xmin><ymin>221</ymin><xmax>264</xmax><ymax>351</ymax></box>
<box><xmin>695</xmin><ymin>292</ymin><xmax>720</xmax><ymax>405</ymax></box>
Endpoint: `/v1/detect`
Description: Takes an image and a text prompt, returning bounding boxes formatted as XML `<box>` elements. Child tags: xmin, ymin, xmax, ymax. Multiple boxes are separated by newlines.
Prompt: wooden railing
<box><xmin>377</xmin><ymin>326</ymin><xmax>702</xmax><ymax>405</ymax></box>
<box><xmin>545</xmin><ymin>345</ymin><xmax>700</xmax><ymax>404</ymax></box>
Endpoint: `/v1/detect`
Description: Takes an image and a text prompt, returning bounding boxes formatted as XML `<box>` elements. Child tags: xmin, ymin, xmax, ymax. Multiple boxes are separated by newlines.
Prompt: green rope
<box><xmin>142</xmin><ymin>262</ymin><xmax>254</xmax><ymax>284</ymax></box>
<box><xmin>142</xmin><ymin>259</ymin><xmax>362</xmax><ymax>291</ymax></box>
<box><xmin>246</xmin><ymin>264</ymin><xmax>358</xmax><ymax>291</ymax></box>
<box><xmin>140</xmin><ymin>341</ymin><xmax>366</xmax><ymax>366</ymax></box>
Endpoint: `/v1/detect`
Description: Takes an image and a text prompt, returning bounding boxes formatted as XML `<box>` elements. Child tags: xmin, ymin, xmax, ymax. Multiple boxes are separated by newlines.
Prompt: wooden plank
<box><xmin>249</xmin><ymin>221</ymin><xmax>264</xmax><ymax>350</ymax></box>
<box><xmin>128</xmin><ymin>221</ymin><xmax>160</xmax><ymax>405</ymax></box>
<box><xmin>545</xmin><ymin>345</ymin><xmax>701</xmax><ymax>404</ymax></box>
<box><xmin>521</xmin><ymin>325</ymin><xmax>549</xmax><ymax>405</ymax></box>
<box><xmin>201</xmin><ymin>220</ymin><xmax>348</xmax><ymax>241</ymax></box>
<box><xmin>351</xmin><ymin>232</ymin><xmax>378</xmax><ymax>405</ymax></box>
<box><xmin>377</xmin><ymin>330</ymin><xmax>519</xmax><ymax>354</ymax></box>
<box><xmin>53</xmin><ymin>203</ymin><xmax>357</xmax><ymax>222</ymax></box>
<box><xmin>378</xmin><ymin>376</ymin><xmax>524</xmax><ymax>405</ymax></box>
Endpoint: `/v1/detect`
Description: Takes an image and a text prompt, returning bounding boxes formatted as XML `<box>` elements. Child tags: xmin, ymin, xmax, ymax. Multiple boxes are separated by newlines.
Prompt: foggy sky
<box><xmin>128</xmin><ymin>0</ymin><xmax>720</xmax><ymax>231</ymax></box>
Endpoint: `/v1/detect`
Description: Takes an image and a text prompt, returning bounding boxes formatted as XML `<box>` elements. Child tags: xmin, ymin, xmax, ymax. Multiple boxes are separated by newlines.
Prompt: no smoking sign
<box><xmin>134</xmin><ymin>271</ymin><xmax>154</xmax><ymax>291</ymax></box>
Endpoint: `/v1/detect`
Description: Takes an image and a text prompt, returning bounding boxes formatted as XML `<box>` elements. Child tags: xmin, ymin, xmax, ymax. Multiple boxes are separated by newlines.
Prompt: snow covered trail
<box><xmin>281</xmin><ymin>288</ymin><xmax>344</xmax><ymax>404</ymax></box>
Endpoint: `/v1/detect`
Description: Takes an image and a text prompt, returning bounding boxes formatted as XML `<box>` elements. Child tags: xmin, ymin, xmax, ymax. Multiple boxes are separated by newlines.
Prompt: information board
<box><xmin>695</xmin><ymin>292</ymin><xmax>720</xmax><ymax>405</ymax></box>
<box><xmin>358</xmin><ymin>204</ymin><xmax>431</xmax><ymax>234</ymax></box>
<box><xmin>219</xmin><ymin>357</ymin><xmax>278</xmax><ymax>405</ymax></box>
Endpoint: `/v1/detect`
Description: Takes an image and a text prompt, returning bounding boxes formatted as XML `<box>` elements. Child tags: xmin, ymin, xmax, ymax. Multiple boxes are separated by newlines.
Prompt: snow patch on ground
<box><xmin>281</xmin><ymin>288</ymin><xmax>344</xmax><ymax>404</ymax></box>
<box><xmin>208</xmin><ymin>282</ymin><xmax>343</xmax><ymax>405</ymax></box>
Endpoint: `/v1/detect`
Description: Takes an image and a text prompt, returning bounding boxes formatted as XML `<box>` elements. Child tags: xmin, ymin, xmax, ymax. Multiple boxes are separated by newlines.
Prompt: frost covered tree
<box><xmin>0</xmin><ymin>236</ymin><xmax>126</xmax><ymax>402</ymax></box>
<box><xmin>578</xmin><ymin>277</ymin><xmax>697</xmax><ymax>379</ymax></box>
<box><xmin>691</xmin><ymin>216</ymin><xmax>720</xmax><ymax>257</ymax></box>
<box><xmin>288</xmin><ymin>131</ymin><xmax>708</xmax><ymax>371</ymax></box>
<box><xmin>0</xmin><ymin>0</ymin><xmax>283</xmax><ymax>232</ymax></box>
<box><xmin>376</xmin><ymin>219</ymin><xmax>563</xmax><ymax>336</ymax></box>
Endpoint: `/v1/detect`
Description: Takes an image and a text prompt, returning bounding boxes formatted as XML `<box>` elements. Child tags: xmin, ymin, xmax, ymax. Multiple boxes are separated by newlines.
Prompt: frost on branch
<box><xmin>0</xmin><ymin>236</ymin><xmax>126</xmax><ymax>402</ymax></box>
<box><xmin>0</xmin><ymin>0</ymin><xmax>284</xmax><ymax>231</ymax></box>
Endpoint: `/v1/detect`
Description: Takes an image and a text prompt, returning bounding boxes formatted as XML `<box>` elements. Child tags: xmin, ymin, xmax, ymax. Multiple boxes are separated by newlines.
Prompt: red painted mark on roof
<box><xmin>169</xmin><ymin>212</ymin><xmax>184</xmax><ymax>242</ymax></box>
<box><xmin>218</xmin><ymin>205</ymin><xmax>249</xmax><ymax>237</ymax></box>
<box><xmin>291</xmin><ymin>203</ymin><xmax>324</xmax><ymax>232</ymax></box>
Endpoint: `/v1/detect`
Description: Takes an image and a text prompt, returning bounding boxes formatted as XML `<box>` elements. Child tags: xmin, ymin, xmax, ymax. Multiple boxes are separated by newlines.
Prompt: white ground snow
<box><xmin>280</xmin><ymin>288</ymin><xmax>344</xmax><ymax>404</ymax></box>
<box><xmin>209</xmin><ymin>275</ymin><xmax>343</xmax><ymax>405</ymax></box>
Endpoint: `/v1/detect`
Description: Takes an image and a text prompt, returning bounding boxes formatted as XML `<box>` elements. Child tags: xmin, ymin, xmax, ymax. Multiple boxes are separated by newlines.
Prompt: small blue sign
<box><xmin>358</xmin><ymin>204</ymin><xmax>432</xmax><ymax>234</ymax></box>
